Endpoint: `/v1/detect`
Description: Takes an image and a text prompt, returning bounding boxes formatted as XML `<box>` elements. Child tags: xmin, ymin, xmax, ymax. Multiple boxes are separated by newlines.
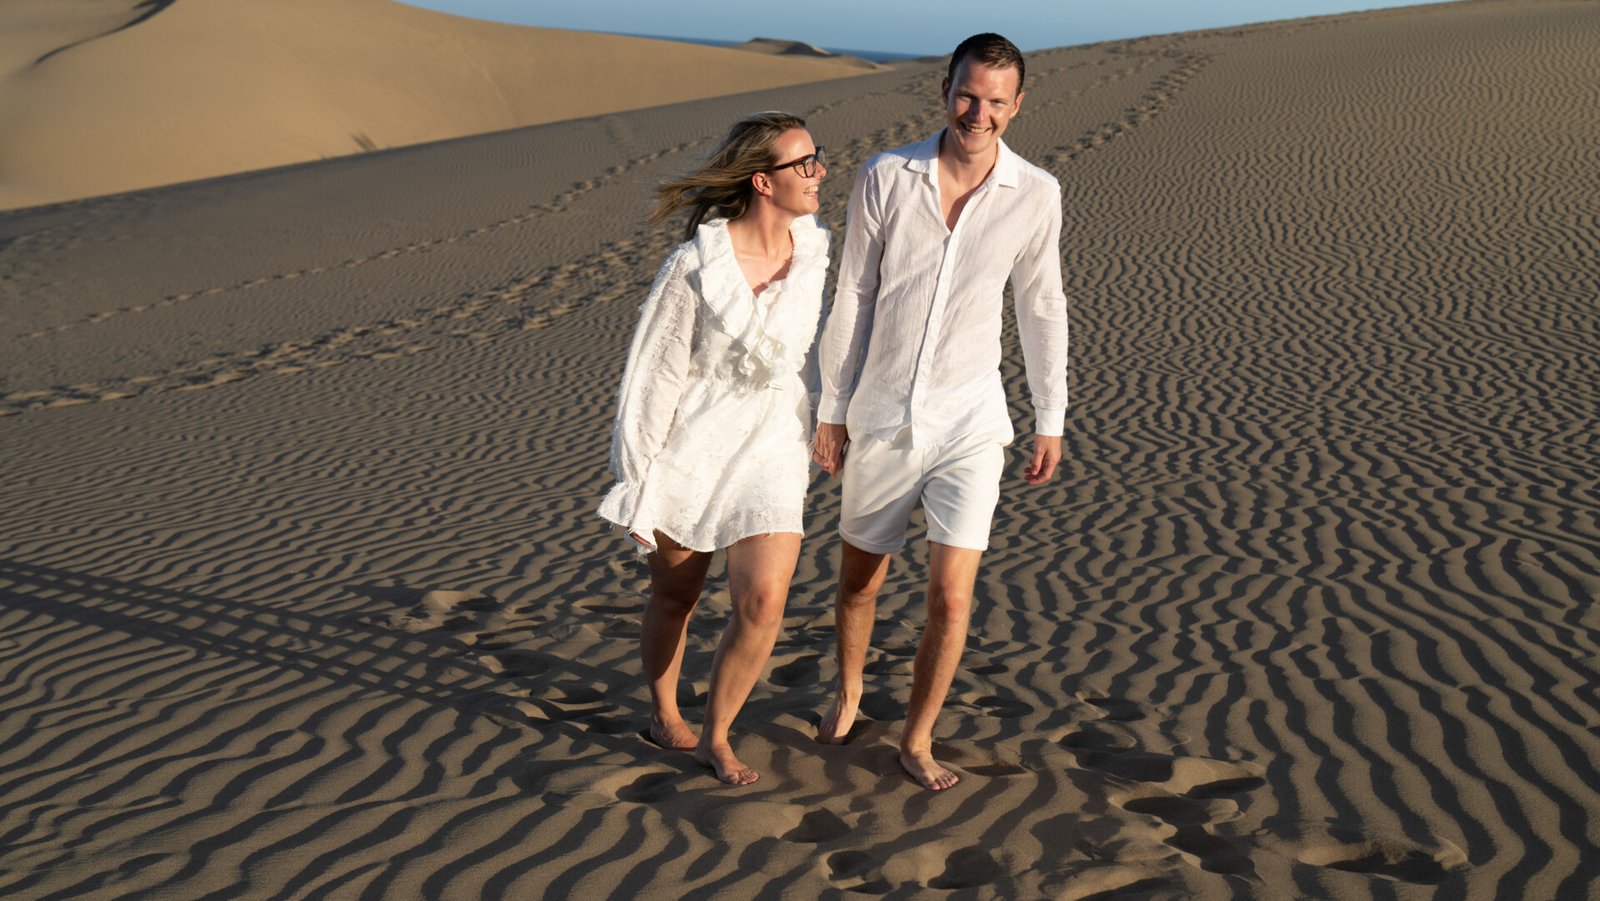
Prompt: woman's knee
<box><xmin>731</xmin><ymin>584</ymin><xmax>788</xmax><ymax>630</ymax></box>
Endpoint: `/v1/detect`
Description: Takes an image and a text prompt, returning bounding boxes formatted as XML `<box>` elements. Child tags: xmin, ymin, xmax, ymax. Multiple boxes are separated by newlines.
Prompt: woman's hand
<box><xmin>811</xmin><ymin>422</ymin><xmax>849</xmax><ymax>478</ymax></box>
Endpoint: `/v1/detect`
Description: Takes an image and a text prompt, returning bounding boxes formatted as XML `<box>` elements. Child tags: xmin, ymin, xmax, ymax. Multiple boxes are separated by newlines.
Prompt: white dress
<box><xmin>598</xmin><ymin>215</ymin><xmax>829</xmax><ymax>553</ymax></box>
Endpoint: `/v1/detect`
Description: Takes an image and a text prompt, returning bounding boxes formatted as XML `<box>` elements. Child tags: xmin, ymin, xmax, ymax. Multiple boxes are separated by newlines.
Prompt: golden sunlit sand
<box><xmin>0</xmin><ymin>0</ymin><xmax>877</xmax><ymax>210</ymax></box>
<box><xmin>1</xmin><ymin>0</ymin><xmax>1597</xmax><ymax>897</ymax></box>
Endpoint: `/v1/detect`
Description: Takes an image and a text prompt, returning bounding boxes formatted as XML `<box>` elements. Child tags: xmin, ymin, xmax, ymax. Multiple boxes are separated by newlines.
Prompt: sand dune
<box><xmin>733</xmin><ymin>37</ymin><xmax>882</xmax><ymax>69</ymax></box>
<box><xmin>2</xmin><ymin>0</ymin><xmax>1598</xmax><ymax>897</ymax></box>
<box><xmin>0</xmin><ymin>0</ymin><xmax>875</xmax><ymax>211</ymax></box>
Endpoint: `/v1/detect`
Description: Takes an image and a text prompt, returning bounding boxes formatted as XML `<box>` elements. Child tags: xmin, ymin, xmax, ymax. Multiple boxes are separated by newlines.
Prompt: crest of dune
<box><xmin>0</xmin><ymin>0</ymin><xmax>875</xmax><ymax>210</ymax></box>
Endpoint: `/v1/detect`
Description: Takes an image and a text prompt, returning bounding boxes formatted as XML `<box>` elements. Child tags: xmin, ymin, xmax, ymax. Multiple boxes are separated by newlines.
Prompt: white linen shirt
<box><xmin>817</xmin><ymin>131</ymin><xmax>1068</xmax><ymax>448</ymax></box>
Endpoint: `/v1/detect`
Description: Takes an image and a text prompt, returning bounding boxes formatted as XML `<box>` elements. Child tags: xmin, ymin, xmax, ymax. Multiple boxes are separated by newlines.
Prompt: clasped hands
<box><xmin>811</xmin><ymin>422</ymin><xmax>1061</xmax><ymax>484</ymax></box>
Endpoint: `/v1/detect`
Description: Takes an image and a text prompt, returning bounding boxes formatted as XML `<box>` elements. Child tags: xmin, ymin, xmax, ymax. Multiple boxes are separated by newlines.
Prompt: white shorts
<box><xmin>839</xmin><ymin>429</ymin><xmax>1005</xmax><ymax>554</ymax></box>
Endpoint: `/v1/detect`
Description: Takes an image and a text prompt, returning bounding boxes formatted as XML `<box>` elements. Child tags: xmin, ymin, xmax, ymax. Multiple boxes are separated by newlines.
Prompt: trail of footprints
<box><xmin>13</xmin><ymin>138</ymin><xmax>711</xmax><ymax>343</ymax></box>
<box><xmin>5</xmin><ymin>39</ymin><xmax>1205</xmax><ymax>418</ymax></box>
<box><xmin>2</xmin><ymin>70</ymin><xmax>950</xmax><ymax>416</ymax></box>
<box><xmin>7</xmin><ymin>64</ymin><xmax>953</xmax><ymax>345</ymax></box>
<box><xmin>0</xmin><ymin>229</ymin><xmax>673</xmax><ymax>416</ymax></box>
<box><xmin>3</xmin><ymin>5</ymin><xmax>1407</xmax><ymax>354</ymax></box>
<box><xmin>1043</xmin><ymin>44</ymin><xmax>1213</xmax><ymax>169</ymax></box>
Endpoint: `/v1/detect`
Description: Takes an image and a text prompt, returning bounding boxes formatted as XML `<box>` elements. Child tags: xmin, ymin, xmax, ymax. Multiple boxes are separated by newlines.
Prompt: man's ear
<box><xmin>940</xmin><ymin>77</ymin><xmax>951</xmax><ymax>104</ymax></box>
<box><xmin>1012</xmin><ymin>90</ymin><xmax>1026</xmax><ymax>115</ymax></box>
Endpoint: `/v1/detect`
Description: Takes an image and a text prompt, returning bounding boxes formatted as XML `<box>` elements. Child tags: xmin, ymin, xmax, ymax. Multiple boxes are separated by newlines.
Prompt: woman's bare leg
<box><xmin>641</xmin><ymin>532</ymin><xmax>712</xmax><ymax>750</ymax></box>
<box><xmin>693</xmin><ymin>532</ymin><xmax>801</xmax><ymax>785</ymax></box>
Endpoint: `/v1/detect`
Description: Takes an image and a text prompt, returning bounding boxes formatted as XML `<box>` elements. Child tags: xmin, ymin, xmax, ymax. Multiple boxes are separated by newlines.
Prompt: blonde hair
<box><xmin>652</xmin><ymin>111</ymin><xmax>808</xmax><ymax>240</ymax></box>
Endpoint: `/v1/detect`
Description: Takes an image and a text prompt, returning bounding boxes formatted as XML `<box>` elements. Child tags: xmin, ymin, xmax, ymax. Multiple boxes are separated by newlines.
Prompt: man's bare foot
<box><xmin>816</xmin><ymin>694</ymin><xmax>859</xmax><ymax>745</ymax></box>
<box><xmin>694</xmin><ymin>742</ymin><xmax>759</xmax><ymax>786</ymax></box>
<box><xmin>900</xmin><ymin>748</ymin><xmax>959</xmax><ymax>790</ymax></box>
<box><xmin>648</xmin><ymin>717</ymin><xmax>697</xmax><ymax>751</ymax></box>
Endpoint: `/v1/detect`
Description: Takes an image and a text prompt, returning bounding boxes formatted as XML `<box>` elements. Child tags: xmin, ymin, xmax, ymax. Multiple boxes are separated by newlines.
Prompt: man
<box><xmin>811</xmin><ymin>33</ymin><xmax>1068</xmax><ymax>791</ymax></box>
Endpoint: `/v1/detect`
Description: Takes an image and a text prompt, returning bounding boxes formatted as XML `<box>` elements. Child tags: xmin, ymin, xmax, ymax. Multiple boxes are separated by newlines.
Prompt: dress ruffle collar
<box><xmin>691</xmin><ymin>215</ymin><xmax>828</xmax><ymax>391</ymax></box>
<box><xmin>691</xmin><ymin>215</ymin><xmax>827</xmax><ymax>306</ymax></box>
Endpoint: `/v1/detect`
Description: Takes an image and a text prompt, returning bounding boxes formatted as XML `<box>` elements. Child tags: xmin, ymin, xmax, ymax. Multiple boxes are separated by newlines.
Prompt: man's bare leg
<box><xmin>900</xmin><ymin>542</ymin><xmax>982</xmax><ymax>790</ymax></box>
<box><xmin>641</xmin><ymin>533</ymin><xmax>711</xmax><ymax>750</ymax></box>
<box><xmin>817</xmin><ymin>541</ymin><xmax>891</xmax><ymax>744</ymax></box>
<box><xmin>694</xmin><ymin>532</ymin><xmax>801</xmax><ymax>785</ymax></box>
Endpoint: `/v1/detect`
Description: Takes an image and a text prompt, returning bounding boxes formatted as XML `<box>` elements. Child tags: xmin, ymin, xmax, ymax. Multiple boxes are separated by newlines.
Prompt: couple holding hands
<box><xmin>598</xmin><ymin>33</ymin><xmax>1068</xmax><ymax>789</ymax></box>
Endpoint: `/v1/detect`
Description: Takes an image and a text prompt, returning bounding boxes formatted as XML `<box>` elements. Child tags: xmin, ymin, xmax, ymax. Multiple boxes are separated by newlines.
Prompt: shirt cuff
<box><xmin>1033</xmin><ymin>407</ymin><xmax>1065</xmax><ymax>437</ymax></box>
<box><xmin>817</xmin><ymin>393</ymin><xmax>852</xmax><ymax>424</ymax></box>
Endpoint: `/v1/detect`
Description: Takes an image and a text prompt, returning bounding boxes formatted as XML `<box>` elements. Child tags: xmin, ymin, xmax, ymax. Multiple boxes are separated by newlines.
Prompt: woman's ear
<box><xmin>752</xmin><ymin>171</ymin><xmax>773</xmax><ymax>197</ymax></box>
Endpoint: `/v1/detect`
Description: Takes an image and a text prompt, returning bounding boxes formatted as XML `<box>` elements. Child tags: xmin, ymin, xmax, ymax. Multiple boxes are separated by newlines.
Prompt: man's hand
<box><xmin>1024</xmin><ymin>434</ymin><xmax>1062</xmax><ymax>485</ymax></box>
<box><xmin>812</xmin><ymin>422</ymin><xmax>850</xmax><ymax>478</ymax></box>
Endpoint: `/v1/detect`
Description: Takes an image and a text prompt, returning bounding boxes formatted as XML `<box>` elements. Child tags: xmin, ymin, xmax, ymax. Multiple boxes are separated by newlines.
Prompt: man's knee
<box><xmin>926</xmin><ymin>543</ymin><xmax>981</xmax><ymax>630</ymax></box>
<box><xmin>839</xmin><ymin>572</ymin><xmax>881</xmax><ymax>604</ymax></box>
<box><xmin>926</xmin><ymin>586</ymin><xmax>972</xmax><ymax>630</ymax></box>
<box><xmin>839</xmin><ymin>543</ymin><xmax>889</xmax><ymax>599</ymax></box>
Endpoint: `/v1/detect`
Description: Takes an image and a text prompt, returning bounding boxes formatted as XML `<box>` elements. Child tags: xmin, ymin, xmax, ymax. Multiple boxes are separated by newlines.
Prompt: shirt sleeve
<box><xmin>605</xmin><ymin>246</ymin><xmax>697</xmax><ymax>528</ymax></box>
<box><xmin>1012</xmin><ymin>181</ymin><xmax>1069</xmax><ymax>436</ymax></box>
<box><xmin>816</xmin><ymin>159</ymin><xmax>885</xmax><ymax>425</ymax></box>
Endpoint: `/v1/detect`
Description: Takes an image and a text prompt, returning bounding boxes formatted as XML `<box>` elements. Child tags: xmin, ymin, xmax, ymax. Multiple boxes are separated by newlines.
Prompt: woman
<box><xmin>598</xmin><ymin>111</ymin><xmax>829</xmax><ymax>785</ymax></box>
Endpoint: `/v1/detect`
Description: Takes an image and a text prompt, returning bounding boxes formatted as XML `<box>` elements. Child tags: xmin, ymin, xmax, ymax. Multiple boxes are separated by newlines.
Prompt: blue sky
<box><xmin>398</xmin><ymin>1</ymin><xmax>1459</xmax><ymax>56</ymax></box>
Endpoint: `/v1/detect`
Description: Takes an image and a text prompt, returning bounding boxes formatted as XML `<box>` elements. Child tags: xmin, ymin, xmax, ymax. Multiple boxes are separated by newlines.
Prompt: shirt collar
<box><xmin>908</xmin><ymin>129</ymin><xmax>1020</xmax><ymax>189</ymax></box>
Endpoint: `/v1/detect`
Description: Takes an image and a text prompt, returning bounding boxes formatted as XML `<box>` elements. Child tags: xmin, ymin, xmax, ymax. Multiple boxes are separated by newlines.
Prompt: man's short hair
<box><xmin>947</xmin><ymin>33</ymin><xmax>1025</xmax><ymax>92</ymax></box>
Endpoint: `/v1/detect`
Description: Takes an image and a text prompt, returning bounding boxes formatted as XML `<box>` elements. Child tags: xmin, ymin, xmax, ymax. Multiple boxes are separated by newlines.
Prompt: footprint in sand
<box><xmin>964</xmin><ymin>763</ymin><xmax>1030</xmax><ymax>778</ymax></box>
<box><xmin>1068</xmin><ymin>744</ymin><xmax>1266</xmax><ymax>798</ymax></box>
<box><xmin>768</xmin><ymin>654</ymin><xmax>820</xmax><ymax>687</ymax></box>
<box><xmin>532</xmin><ymin>765</ymin><xmax>676</xmax><ymax>809</ymax></box>
<box><xmin>1295</xmin><ymin>831</ymin><xmax>1467</xmax><ymax>885</ymax></box>
<box><xmin>1081</xmin><ymin>695</ymin><xmax>1145</xmax><ymax>722</ymax></box>
<box><xmin>615</xmin><ymin>771</ymin><xmax>678</xmax><ymax>804</ymax></box>
<box><xmin>1126</xmin><ymin>802</ymin><xmax>1256</xmax><ymax>878</ymax></box>
<box><xmin>1066</xmin><ymin>744</ymin><xmax>1267</xmax><ymax>879</ymax></box>
<box><xmin>1058</xmin><ymin>727</ymin><xmax>1138</xmax><ymax>752</ymax></box>
<box><xmin>826</xmin><ymin>851</ymin><xmax>892</xmax><ymax>895</ymax></box>
<box><xmin>573</xmin><ymin>598</ymin><xmax>636</xmax><ymax>616</ymax></box>
<box><xmin>696</xmin><ymin>801</ymin><xmax>809</xmax><ymax>842</ymax></box>
<box><xmin>973</xmin><ymin>694</ymin><xmax>1033</xmax><ymax>718</ymax></box>
<box><xmin>370</xmin><ymin>589</ymin><xmax>498</xmax><ymax>634</ymax></box>
<box><xmin>481</xmin><ymin>649</ymin><xmax>551</xmax><ymax>679</ymax></box>
<box><xmin>929</xmin><ymin>847</ymin><xmax>1004</xmax><ymax>890</ymax></box>
<box><xmin>863</xmin><ymin>656</ymin><xmax>908</xmax><ymax>676</ymax></box>
<box><xmin>782</xmin><ymin>809</ymin><xmax>851</xmax><ymax>844</ymax></box>
<box><xmin>514</xmin><ymin>682</ymin><xmax>635</xmax><ymax>735</ymax></box>
<box><xmin>531</xmin><ymin>683</ymin><xmax>611</xmax><ymax>717</ymax></box>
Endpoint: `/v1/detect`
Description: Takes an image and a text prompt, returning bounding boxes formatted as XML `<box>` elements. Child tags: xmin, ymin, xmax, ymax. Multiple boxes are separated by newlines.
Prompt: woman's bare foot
<box><xmin>900</xmin><ymin>747</ymin><xmax>959</xmax><ymax>790</ymax></box>
<box><xmin>649</xmin><ymin>716</ymin><xmax>698</xmax><ymax>751</ymax></box>
<box><xmin>694</xmin><ymin>742</ymin><xmax>759</xmax><ymax>786</ymax></box>
<box><xmin>816</xmin><ymin>693</ymin><xmax>859</xmax><ymax>745</ymax></box>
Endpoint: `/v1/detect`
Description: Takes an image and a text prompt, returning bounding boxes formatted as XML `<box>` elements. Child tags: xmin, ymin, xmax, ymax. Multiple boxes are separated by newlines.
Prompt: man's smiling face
<box><xmin>941</xmin><ymin>60</ymin><xmax>1024</xmax><ymax>160</ymax></box>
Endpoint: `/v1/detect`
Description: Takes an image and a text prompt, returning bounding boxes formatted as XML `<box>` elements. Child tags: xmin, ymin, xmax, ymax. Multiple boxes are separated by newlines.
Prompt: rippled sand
<box><xmin>2</xmin><ymin>1</ymin><xmax>1597</xmax><ymax>897</ymax></box>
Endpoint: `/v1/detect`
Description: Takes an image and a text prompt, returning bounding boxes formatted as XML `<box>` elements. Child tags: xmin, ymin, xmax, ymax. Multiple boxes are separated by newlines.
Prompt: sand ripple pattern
<box><xmin>2</xmin><ymin>3</ymin><xmax>1599</xmax><ymax>898</ymax></box>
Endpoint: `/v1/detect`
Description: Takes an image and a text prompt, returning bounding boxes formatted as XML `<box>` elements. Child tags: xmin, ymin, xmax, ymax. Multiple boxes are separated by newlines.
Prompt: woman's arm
<box><xmin>606</xmin><ymin>247</ymin><xmax>698</xmax><ymax>540</ymax></box>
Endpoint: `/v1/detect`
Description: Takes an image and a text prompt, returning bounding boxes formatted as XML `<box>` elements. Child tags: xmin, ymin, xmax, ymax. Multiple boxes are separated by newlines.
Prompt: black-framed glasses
<box><xmin>771</xmin><ymin>146</ymin><xmax>826</xmax><ymax>178</ymax></box>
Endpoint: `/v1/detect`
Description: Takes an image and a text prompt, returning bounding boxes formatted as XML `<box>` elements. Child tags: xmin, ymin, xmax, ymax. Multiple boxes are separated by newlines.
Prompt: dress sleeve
<box><xmin>603</xmin><ymin>246</ymin><xmax>698</xmax><ymax>537</ymax></box>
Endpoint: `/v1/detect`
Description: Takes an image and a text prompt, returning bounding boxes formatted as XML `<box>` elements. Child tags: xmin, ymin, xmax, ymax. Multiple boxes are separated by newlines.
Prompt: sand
<box><xmin>2</xmin><ymin>0</ymin><xmax>1598</xmax><ymax>897</ymax></box>
<box><xmin>0</xmin><ymin>0</ymin><xmax>877</xmax><ymax>212</ymax></box>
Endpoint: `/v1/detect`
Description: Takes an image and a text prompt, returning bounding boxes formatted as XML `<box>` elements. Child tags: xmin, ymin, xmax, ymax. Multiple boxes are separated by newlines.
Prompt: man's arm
<box><xmin>813</xmin><ymin>159</ymin><xmax>885</xmax><ymax>476</ymax></box>
<box><xmin>1011</xmin><ymin>181</ymin><xmax>1069</xmax><ymax>485</ymax></box>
